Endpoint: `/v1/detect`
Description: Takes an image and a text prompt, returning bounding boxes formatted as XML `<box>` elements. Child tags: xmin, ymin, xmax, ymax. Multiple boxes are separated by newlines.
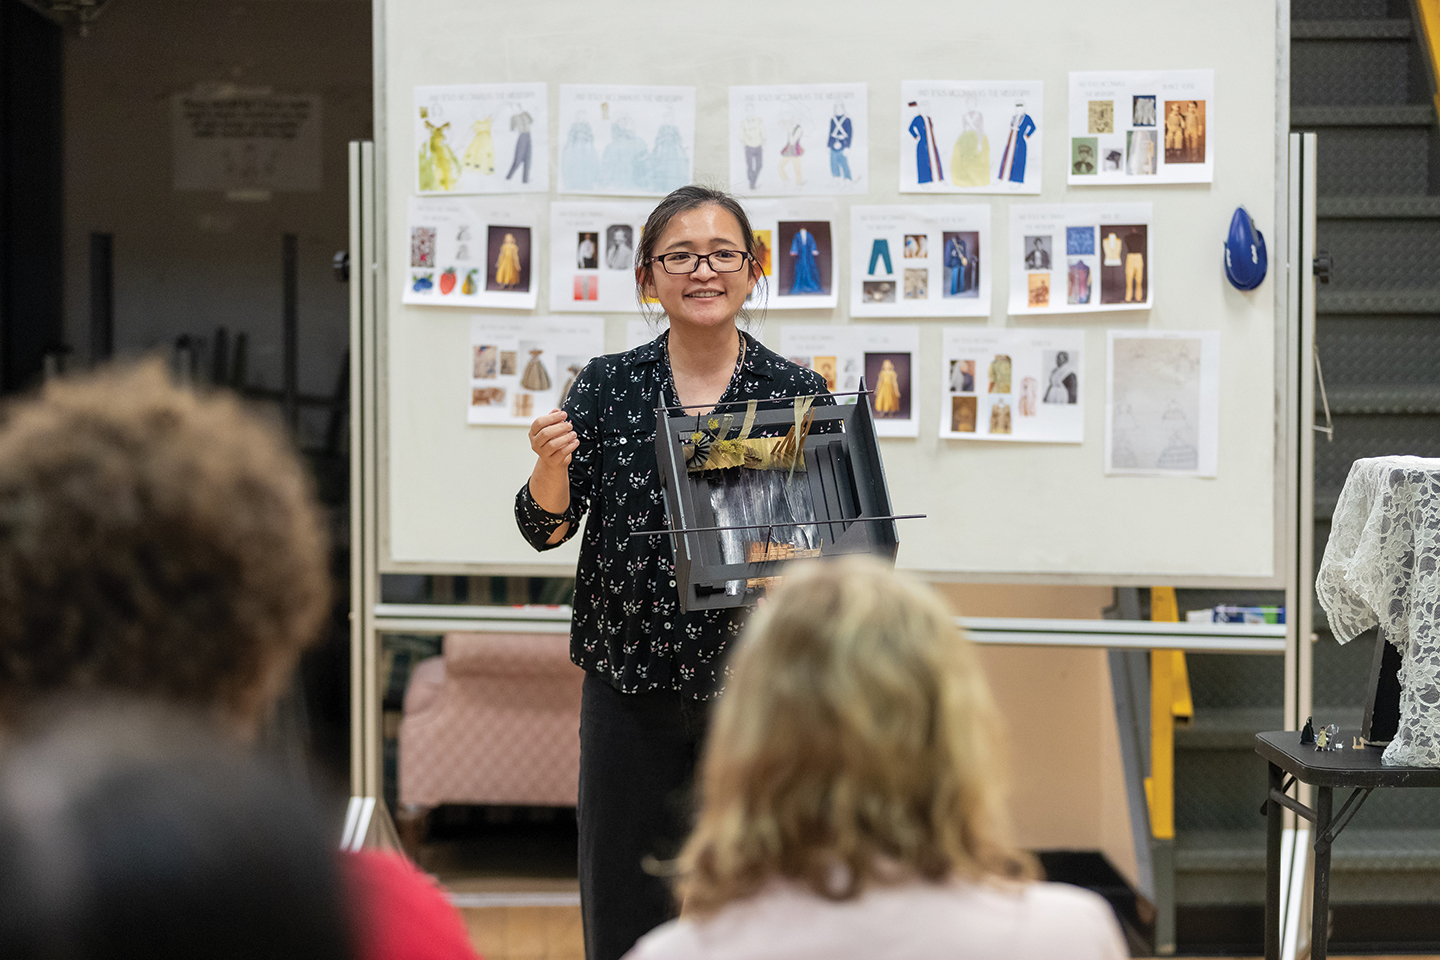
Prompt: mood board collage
<box><xmin>408</xmin><ymin>71</ymin><xmax>1220</xmax><ymax>477</ymax></box>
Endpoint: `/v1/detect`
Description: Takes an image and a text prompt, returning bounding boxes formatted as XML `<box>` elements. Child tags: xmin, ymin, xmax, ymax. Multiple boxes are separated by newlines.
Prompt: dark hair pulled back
<box><xmin>634</xmin><ymin>185</ymin><xmax>766</xmax><ymax>327</ymax></box>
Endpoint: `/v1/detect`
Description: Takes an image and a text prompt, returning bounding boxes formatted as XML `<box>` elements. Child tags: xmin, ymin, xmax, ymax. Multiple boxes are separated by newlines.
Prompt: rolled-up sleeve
<box><xmin>514</xmin><ymin>360</ymin><xmax>600</xmax><ymax>551</ymax></box>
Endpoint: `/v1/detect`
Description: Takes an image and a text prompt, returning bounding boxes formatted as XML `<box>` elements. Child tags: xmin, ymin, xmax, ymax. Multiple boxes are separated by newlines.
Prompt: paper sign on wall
<box><xmin>548</xmin><ymin>201</ymin><xmax>651</xmax><ymax>313</ymax></box>
<box><xmin>1008</xmin><ymin>203</ymin><xmax>1152</xmax><ymax>316</ymax></box>
<box><xmin>469</xmin><ymin>316</ymin><xmax>605</xmax><ymax>426</ymax></box>
<box><xmin>899</xmin><ymin>81</ymin><xmax>1043</xmax><ymax>195</ymax></box>
<box><xmin>778</xmin><ymin>324</ymin><xmax>919</xmax><ymax>438</ymax></box>
<box><xmin>743</xmin><ymin>200</ymin><xmax>840</xmax><ymax>311</ymax></box>
<box><xmin>939</xmin><ymin>328</ymin><xmax>1084</xmax><ymax>443</ymax></box>
<box><xmin>405</xmin><ymin>197</ymin><xmax>540</xmax><ymax>310</ymax></box>
<box><xmin>1106</xmin><ymin>330</ymin><xmax>1220</xmax><ymax>477</ymax></box>
<box><xmin>557</xmin><ymin>85</ymin><xmax>696</xmax><ymax>197</ymax></box>
<box><xmin>728</xmin><ymin>83</ymin><xmax>868</xmax><ymax>197</ymax></box>
<box><xmin>850</xmin><ymin>205</ymin><xmax>991</xmax><ymax>318</ymax></box>
<box><xmin>414</xmin><ymin>84</ymin><xmax>548</xmax><ymax>194</ymax></box>
<box><xmin>1068</xmin><ymin>71</ymin><xmax>1213</xmax><ymax>185</ymax></box>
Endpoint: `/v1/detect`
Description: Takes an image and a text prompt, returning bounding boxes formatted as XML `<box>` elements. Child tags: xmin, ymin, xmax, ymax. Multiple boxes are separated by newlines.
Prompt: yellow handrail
<box><xmin>1145</xmin><ymin>587</ymin><xmax>1193</xmax><ymax>841</ymax></box>
<box><xmin>1416</xmin><ymin>0</ymin><xmax>1440</xmax><ymax>122</ymax></box>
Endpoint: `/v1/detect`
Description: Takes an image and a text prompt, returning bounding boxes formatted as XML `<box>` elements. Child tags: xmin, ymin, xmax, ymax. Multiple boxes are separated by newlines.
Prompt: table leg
<box><xmin>1265</xmin><ymin>761</ymin><xmax>1282</xmax><ymax>960</ymax></box>
<box><xmin>1311</xmin><ymin>786</ymin><xmax>1333</xmax><ymax>960</ymax></box>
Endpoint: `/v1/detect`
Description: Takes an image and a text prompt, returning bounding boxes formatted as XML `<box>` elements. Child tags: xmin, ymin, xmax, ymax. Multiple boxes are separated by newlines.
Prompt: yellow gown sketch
<box><xmin>420</xmin><ymin>120</ymin><xmax>462</xmax><ymax>192</ymax></box>
<box><xmin>494</xmin><ymin>233</ymin><xmax>522</xmax><ymax>287</ymax></box>
<box><xmin>988</xmin><ymin>354</ymin><xmax>1012</xmax><ymax>394</ymax></box>
<box><xmin>951</xmin><ymin>112</ymin><xmax>990</xmax><ymax>187</ymax></box>
<box><xmin>873</xmin><ymin>359</ymin><xmax>901</xmax><ymax>415</ymax></box>
<box><xmin>464</xmin><ymin>118</ymin><xmax>495</xmax><ymax>175</ymax></box>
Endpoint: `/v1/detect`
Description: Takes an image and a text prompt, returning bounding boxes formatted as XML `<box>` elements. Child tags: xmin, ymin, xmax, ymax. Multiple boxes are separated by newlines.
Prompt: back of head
<box><xmin>0</xmin><ymin>361</ymin><xmax>330</xmax><ymax>730</ymax></box>
<box><xmin>678</xmin><ymin>556</ymin><xmax>1032</xmax><ymax>915</ymax></box>
<box><xmin>0</xmin><ymin>700</ymin><xmax>352</xmax><ymax>960</ymax></box>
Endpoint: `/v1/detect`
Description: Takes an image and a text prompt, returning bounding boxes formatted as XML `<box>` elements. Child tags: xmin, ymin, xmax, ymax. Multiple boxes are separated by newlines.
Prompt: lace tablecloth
<box><xmin>1316</xmin><ymin>456</ymin><xmax>1440</xmax><ymax>766</ymax></box>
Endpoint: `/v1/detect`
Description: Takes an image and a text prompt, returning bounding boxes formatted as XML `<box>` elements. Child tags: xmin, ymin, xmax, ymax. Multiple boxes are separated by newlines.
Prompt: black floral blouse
<box><xmin>515</xmin><ymin>329</ymin><xmax>832</xmax><ymax>699</ymax></box>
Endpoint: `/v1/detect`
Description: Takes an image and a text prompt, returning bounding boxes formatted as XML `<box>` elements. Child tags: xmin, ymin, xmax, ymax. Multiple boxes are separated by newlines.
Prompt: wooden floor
<box><xmin>461</xmin><ymin>905</ymin><xmax>584</xmax><ymax>960</ymax></box>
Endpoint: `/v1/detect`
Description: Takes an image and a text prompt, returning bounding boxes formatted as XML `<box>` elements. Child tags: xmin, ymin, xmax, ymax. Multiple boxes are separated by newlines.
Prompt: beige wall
<box><xmin>933</xmin><ymin>584</ymin><xmax>1140</xmax><ymax>890</ymax></box>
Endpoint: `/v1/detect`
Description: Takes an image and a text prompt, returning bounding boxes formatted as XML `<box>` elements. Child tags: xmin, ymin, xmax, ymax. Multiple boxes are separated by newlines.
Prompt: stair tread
<box><xmin>1292</xmin><ymin>105</ymin><xmax>1433</xmax><ymax>127</ymax></box>
<box><xmin>1318</xmin><ymin>196</ymin><xmax>1440</xmax><ymax>218</ymax></box>
<box><xmin>1318</xmin><ymin>383</ymin><xmax>1440</xmax><ymax>414</ymax></box>
<box><xmin>1317</xmin><ymin>290</ymin><xmax>1440</xmax><ymax>314</ymax></box>
<box><xmin>1292</xmin><ymin>18</ymin><xmax>1413</xmax><ymax>39</ymax></box>
<box><xmin>1178</xmin><ymin>829</ymin><xmax>1440</xmax><ymax>870</ymax></box>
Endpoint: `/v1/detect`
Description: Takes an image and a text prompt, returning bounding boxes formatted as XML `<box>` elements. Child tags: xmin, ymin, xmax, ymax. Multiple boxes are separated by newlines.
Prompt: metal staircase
<box><xmin>1164</xmin><ymin>1</ymin><xmax>1440</xmax><ymax>952</ymax></box>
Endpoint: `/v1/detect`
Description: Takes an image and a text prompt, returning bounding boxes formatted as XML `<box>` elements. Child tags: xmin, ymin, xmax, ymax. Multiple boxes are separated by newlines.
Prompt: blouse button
<box><xmin>664</xmin><ymin>622</ymin><xmax>672</xmax><ymax>629</ymax></box>
<box><xmin>618</xmin><ymin>437</ymin><xmax>627</xmax><ymax>445</ymax></box>
<box><xmin>669</xmin><ymin>580</ymin><xmax>676</xmax><ymax>587</ymax></box>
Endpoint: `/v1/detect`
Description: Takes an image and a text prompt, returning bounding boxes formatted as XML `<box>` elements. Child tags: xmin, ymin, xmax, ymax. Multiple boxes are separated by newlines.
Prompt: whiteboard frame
<box><xmin>367</xmin><ymin>0</ymin><xmax>1296</xmax><ymax>590</ymax></box>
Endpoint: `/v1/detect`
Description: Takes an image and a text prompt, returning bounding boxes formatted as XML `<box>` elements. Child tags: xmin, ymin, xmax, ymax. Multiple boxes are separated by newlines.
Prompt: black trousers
<box><xmin>578</xmin><ymin>673</ymin><xmax>710</xmax><ymax>960</ymax></box>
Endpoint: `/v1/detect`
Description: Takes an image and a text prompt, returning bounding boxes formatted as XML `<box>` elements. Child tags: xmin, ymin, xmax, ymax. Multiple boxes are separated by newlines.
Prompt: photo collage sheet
<box><xmin>939</xmin><ymin>329</ymin><xmax>1085</xmax><ymax>443</ymax></box>
<box><xmin>744</xmin><ymin>200</ymin><xmax>841</xmax><ymax>311</ymax></box>
<box><xmin>779</xmin><ymin>325</ymin><xmax>920</xmax><ymax>438</ymax></box>
<box><xmin>899</xmin><ymin>81</ymin><xmax>1043</xmax><ymax>194</ymax></box>
<box><xmin>729</xmin><ymin>84</ymin><xmax>869</xmax><ymax>197</ymax></box>
<box><xmin>548</xmin><ymin>201</ymin><xmax>651</xmax><ymax>313</ymax></box>
<box><xmin>1008</xmin><ymin>203</ymin><xmax>1152</xmax><ymax>316</ymax></box>
<box><xmin>850</xmin><ymin>205</ymin><xmax>989</xmax><ymax>318</ymax></box>
<box><xmin>1068</xmin><ymin>70</ymin><xmax>1214</xmax><ymax>185</ymax></box>
<box><xmin>557</xmin><ymin>85</ymin><xmax>697</xmax><ymax>197</ymax></box>
<box><xmin>415</xmin><ymin>83</ymin><xmax>549</xmax><ymax>194</ymax></box>
<box><xmin>469</xmin><ymin>316</ymin><xmax>606</xmax><ymax>425</ymax></box>
<box><xmin>1106</xmin><ymin>330</ymin><xmax>1220</xmax><ymax>477</ymax></box>
<box><xmin>405</xmin><ymin>196</ymin><xmax>540</xmax><ymax>309</ymax></box>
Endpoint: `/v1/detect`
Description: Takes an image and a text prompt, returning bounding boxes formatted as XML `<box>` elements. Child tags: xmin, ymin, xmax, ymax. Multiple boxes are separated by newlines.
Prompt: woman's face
<box><xmin>642</xmin><ymin>204</ymin><xmax>757</xmax><ymax>335</ymax></box>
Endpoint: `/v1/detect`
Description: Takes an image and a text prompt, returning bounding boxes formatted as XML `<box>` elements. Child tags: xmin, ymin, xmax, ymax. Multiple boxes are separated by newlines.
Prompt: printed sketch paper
<box><xmin>743</xmin><ymin>200</ymin><xmax>840</xmax><ymax>311</ymax></box>
<box><xmin>850</xmin><ymin>205</ymin><xmax>990</xmax><ymax>318</ymax></box>
<box><xmin>1106</xmin><ymin>330</ymin><xmax>1220</xmax><ymax>477</ymax></box>
<box><xmin>549</xmin><ymin>201</ymin><xmax>651</xmax><ymax>313</ymax></box>
<box><xmin>899</xmin><ymin>81</ymin><xmax>1043</xmax><ymax>195</ymax></box>
<box><xmin>1068</xmin><ymin>71</ymin><xmax>1213</xmax><ymax>185</ymax></box>
<box><xmin>939</xmin><ymin>328</ymin><xmax>1084</xmax><ymax>443</ymax></box>
<box><xmin>557</xmin><ymin>85</ymin><xmax>695</xmax><ymax>197</ymax></box>
<box><xmin>414</xmin><ymin>84</ymin><xmax>548</xmax><ymax>194</ymax></box>
<box><xmin>729</xmin><ymin>83</ymin><xmax>868</xmax><ymax>197</ymax></box>
<box><xmin>406</xmin><ymin>197</ymin><xmax>540</xmax><ymax>309</ymax></box>
<box><xmin>1008</xmin><ymin>203</ymin><xmax>1152</xmax><ymax>316</ymax></box>
<box><xmin>469</xmin><ymin>315</ymin><xmax>605</xmax><ymax>426</ymax></box>
<box><xmin>778</xmin><ymin>324</ymin><xmax>920</xmax><ymax>438</ymax></box>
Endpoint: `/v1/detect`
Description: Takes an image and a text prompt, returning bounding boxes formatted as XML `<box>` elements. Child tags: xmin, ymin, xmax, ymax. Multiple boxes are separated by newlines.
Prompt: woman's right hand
<box><xmin>529</xmin><ymin>409</ymin><xmax>579</xmax><ymax>471</ymax></box>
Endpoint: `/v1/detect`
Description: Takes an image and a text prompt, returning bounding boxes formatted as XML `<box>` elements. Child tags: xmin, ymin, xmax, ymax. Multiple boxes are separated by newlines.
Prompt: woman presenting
<box><xmin>515</xmin><ymin>186</ymin><xmax>830</xmax><ymax>960</ymax></box>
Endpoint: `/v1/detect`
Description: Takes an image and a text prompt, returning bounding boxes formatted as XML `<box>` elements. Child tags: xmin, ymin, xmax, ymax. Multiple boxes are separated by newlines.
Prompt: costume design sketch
<box><xmin>728</xmin><ymin>84</ymin><xmax>868</xmax><ymax>196</ymax></box>
<box><xmin>558</xmin><ymin>85</ymin><xmax>696</xmax><ymax>197</ymax></box>
<box><xmin>1105</xmin><ymin>331</ymin><xmax>1220</xmax><ymax>476</ymax></box>
<box><xmin>900</xmin><ymin>81</ymin><xmax>1043</xmax><ymax>194</ymax></box>
<box><xmin>1008</xmin><ymin>203</ymin><xmax>1151</xmax><ymax>316</ymax></box>
<box><xmin>779</xmin><ymin>324</ymin><xmax>920</xmax><ymax>438</ymax></box>
<box><xmin>548</xmin><ymin>201</ymin><xmax>652</xmax><ymax>313</ymax></box>
<box><xmin>787</xmin><ymin>228</ymin><xmax>824</xmax><ymax>294</ymax></box>
<box><xmin>415</xmin><ymin>84</ymin><xmax>548</xmax><ymax>195</ymax></box>
<box><xmin>1068</xmin><ymin>70</ymin><xmax>1213</xmax><ymax>185</ymax></box>
<box><xmin>850</xmin><ymin>205</ymin><xmax>989</xmax><ymax>318</ymax></box>
<box><xmin>468</xmin><ymin>316</ymin><xmax>604</xmax><ymax>427</ymax></box>
<box><xmin>939</xmin><ymin>328</ymin><xmax>1085</xmax><ymax>443</ymax></box>
<box><xmin>405</xmin><ymin>196</ymin><xmax>540</xmax><ymax>309</ymax></box>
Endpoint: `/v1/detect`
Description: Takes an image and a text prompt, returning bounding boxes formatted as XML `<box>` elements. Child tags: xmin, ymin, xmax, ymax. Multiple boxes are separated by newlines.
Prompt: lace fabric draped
<box><xmin>1316</xmin><ymin>456</ymin><xmax>1440</xmax><ymax>766</ymax></box>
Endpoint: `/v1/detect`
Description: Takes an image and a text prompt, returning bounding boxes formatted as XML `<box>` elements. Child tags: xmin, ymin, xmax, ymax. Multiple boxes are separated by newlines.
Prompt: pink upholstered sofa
<box><xmin>398</xmin><ymin>631</ymin><xmax>583</xmax><ymax>818</ymax></box>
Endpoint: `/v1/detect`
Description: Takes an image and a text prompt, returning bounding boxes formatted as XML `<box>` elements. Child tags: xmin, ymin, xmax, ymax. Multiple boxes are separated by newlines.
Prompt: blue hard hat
<box><xmin>1224</xmin><ymin>206</ymin><xmax>1268</xmax><ymax>291</ymax></box>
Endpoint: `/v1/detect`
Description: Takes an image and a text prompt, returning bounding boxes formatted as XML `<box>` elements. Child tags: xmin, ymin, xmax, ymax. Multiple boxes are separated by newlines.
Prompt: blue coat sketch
<box><xmin>945</xmin><ymin>236</ymin><xmax>970</xmax><ymax>295</ymax></box>
<box><xmin>649</xmin><ymin>123</ymin><xmax>689</xmax><ymax>192</ymax></box>
<box><xmin>600</xmin><ymin>123</ymin><xmax>650</xmax><ymax>192</ymax></box>
<box><xmin>561</xmin><ymin>120</ymin><xmax>599</xmax><ymax>191</ymax></box>
<box><xmin>997</xmin><ymin>108</ymin><xmax>1036</xmax><ymax>184</ymax></box>
<box><xmin>908</xmin><ymin>113</ymin><xmax>943</xmax><ymax>184</ymax></box>
<box><xmin>789</xmin><ymin>229</ymin><xmax>824</xmax><ymax>295</ymax></box>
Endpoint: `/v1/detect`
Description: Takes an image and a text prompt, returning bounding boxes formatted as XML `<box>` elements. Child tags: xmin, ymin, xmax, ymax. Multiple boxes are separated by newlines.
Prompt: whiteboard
<box><xmin>377</xmin><ymin>0</ymin><xmax>1287</xmax><ymax>585</ymax></box>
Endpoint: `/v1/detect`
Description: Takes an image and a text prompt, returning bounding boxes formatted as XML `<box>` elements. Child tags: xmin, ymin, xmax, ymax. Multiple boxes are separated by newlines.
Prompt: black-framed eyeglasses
<box><xmin>648</xmin><ymin>250</ymin><xmax>750</xmax><ymax>275</ymax></box>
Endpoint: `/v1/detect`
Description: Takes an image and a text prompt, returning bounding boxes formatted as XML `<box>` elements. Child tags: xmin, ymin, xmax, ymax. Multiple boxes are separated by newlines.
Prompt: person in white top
<box><xmin>625</xmin><ymin>556</ymin><xmax>1129</xmax><ymax>960</ymax></box>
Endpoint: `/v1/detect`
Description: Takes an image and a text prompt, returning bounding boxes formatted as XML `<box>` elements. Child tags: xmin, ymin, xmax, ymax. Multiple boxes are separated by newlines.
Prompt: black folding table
<box><xmin>1256</xmin><ymin>729</ymin><xmax>1440</xmax><ymax>960</ymax></box>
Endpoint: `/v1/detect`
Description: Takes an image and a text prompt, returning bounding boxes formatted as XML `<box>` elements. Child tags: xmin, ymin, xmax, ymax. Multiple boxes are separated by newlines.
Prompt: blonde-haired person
<box><xmin>626</xmin><ymin>556</ymin><xmax>1128</xmax><ymax>960</ymax></box>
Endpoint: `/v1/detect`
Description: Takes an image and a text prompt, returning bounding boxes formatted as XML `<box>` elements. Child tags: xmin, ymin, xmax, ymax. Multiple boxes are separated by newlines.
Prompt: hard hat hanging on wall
<box><xmin>1224</xmin><ymin>206</ymin><xmax>1267</xmax><ymax>291</ymax></box>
